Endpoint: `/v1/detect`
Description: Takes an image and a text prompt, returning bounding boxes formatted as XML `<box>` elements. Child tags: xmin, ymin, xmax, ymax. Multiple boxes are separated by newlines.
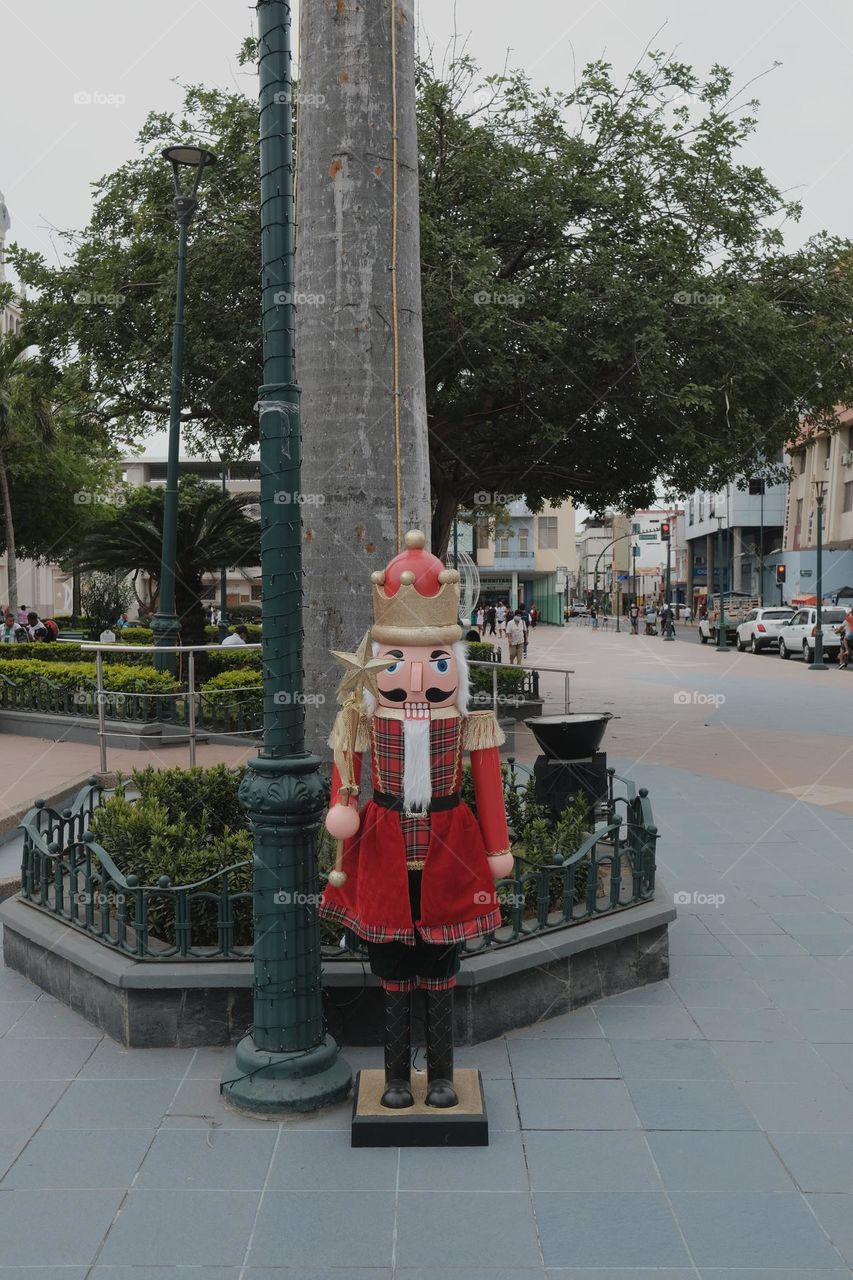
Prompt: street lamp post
<box><xmin>810</xmin><ymin>482</ymin><xmax>829</xmax><ymax>671</ymax></box>
<box><xmin>222</xmin><ymin>0</ymin><xmax>351</xmax><ymax>1115</ymax></box>
<box><xmin>715</xmin><ymin>517</ymin><xmax>729</xmax><ymax>652</ymax></box>
<box><xmin>663</xmin><ymin>520</ymin><xmax>674</xmax><ymax>641</ymax></box>
<box><xmin>151</xmin><ymin>143</ymin><xmax>217</xmax><ymax>673</ymax></box>
<box><xmin>218</xmin><ymin>458</ymin><xmax>230</xmax><ymax>642</ymax></box>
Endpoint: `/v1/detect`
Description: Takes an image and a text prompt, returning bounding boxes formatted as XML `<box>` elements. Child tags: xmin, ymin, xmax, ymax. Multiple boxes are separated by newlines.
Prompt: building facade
<box><xmin>575</xmin><ymin>513</ymin><xmax>631</xmax><ymax>607</ymax></box>
<box><xmin>683</xmin><ymin>478</ymin><xmax>786</xmax><ymax>611</ymax></box>
<box><xmin>473</xmin><ymin>500</ymin><xmax>577</xmax><ymax>622</ymax></box>
<box><xmin>628</xmin><ymin>508</ymin><xmax>686</xmax><ymax>605</ymax></box>
<box><xmin>782</xmin><ymin>410</ymin><xmax>853</xmax><ymax>602</ymax></box>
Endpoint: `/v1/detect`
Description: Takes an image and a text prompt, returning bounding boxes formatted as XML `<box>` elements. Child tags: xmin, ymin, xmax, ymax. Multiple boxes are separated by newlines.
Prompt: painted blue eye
<box><xmin>433</xmin><ymin>658</ymin><xmax>449</xmax><ymax>674</ymax></box>
<box><xmin>385</xmin><ymin>662</ymin><xmax>400</xmax><ymax>674</ymax></box>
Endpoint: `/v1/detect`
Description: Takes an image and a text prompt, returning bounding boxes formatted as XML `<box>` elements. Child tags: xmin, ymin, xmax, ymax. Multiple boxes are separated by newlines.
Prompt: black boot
<box><xmin>381</xmin><ymin>989</ymin><xmax>414</xmax><ymax>1109</ymax></box>
<box><xmin>425</xmin><ymin>988</ymin><xmax>458</xmax><ymax>1108</ymax></box>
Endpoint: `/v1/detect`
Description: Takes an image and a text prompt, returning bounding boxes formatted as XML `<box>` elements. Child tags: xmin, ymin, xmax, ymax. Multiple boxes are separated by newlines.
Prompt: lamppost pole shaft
<box><xmin>716</xmin><ymin>520</ymin><xmax>729</xmax><ymax>651</ymax></box>
<box><xmin>810</xmin><ymin>487</ymin><xmax>828</xmax><ymax>670</ymax></box>
<box><xmin>152</xmin><ymin>218</ymin><xmax>189</xmax><ymax>670</ymax></box>
<box><xmin>218</xmin><ymin>461</ymin><xmax>230</xmax><ymax>641</ymax></box>
<box><xmin>663</xmin><ymin>529</ymin><xmax>674</xmax><ymax>640</ymax></box>
<box><xmin>222</xmin><ymin>0</ymin><xmax>351</xmax><ymax>1114</ymax></box>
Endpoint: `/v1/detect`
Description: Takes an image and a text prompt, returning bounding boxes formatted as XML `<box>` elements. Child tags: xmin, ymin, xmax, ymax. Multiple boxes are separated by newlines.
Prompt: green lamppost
<box><xmin>810</xmin><ymin>481</ymin><xmax>829</xmax><ymax>671</ymax></box>
<box><xmin>218</xmin><ymin>456</ymin><xmax>230</xmax><ymax>642</ymax></box>
<box><xmin>715</xmin><ymin>516</ymin><xmax>729</xmax><ymax>652</ymax></box>
<box><xmin>222</xmin><ymin>0</ymin><xmax>351</xmax><ymax>1114</ymax></box>
<box><xmin>151</xmin><ymin>144</ymin><xmax>217</xmax><ymax>673</ymax></box>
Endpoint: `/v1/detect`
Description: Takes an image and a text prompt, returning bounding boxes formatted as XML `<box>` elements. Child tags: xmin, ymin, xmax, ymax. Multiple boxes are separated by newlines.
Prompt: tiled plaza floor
<box><xmin>3</xmin><ymin>626</ymin><xmax>853</xmax><ymax>1275</ymax></box>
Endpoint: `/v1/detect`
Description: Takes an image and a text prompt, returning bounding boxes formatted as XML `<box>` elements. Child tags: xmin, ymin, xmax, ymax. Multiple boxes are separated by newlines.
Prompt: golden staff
<box><xmin>326</xmin><ymin>630</ymin><xmax>396</xmax><ymax>887</ymax></box>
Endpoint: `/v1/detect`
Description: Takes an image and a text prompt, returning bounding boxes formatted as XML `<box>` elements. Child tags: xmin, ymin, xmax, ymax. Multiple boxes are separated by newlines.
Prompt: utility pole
<box><xmin>810</xmin><ymin>481</ymin><xmax>828</xmax><ymax>671</ymax></box>
<box><xmin>222</xmin><ymin>0</ymin><xmax>351</xmax><ymax>1115</ymax></box>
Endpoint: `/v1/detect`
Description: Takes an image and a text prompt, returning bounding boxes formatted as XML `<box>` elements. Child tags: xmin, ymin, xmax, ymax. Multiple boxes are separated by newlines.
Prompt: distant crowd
<box><xmin>466</xmin><ymin>601</ymin><xmax>539</xmax><ymax>665</ymax></box>
<box><xmin>0</xmin><ymin>605</ymin><xmax>59</xmax><ymax>644</ymax></box>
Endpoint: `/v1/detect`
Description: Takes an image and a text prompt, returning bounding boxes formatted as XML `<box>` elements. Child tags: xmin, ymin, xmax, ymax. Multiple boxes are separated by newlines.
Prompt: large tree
<box><xmin>10</xmin><ymin>49</ymin><xmax>853</xmax><ymax>553</ymax></box>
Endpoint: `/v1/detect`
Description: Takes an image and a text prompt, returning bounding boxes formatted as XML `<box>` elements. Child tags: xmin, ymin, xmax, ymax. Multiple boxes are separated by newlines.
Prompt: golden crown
<box><xmin>370</xmin><ymin>530</ymin><xmax>462</xmax><ymax>645</ymax></box>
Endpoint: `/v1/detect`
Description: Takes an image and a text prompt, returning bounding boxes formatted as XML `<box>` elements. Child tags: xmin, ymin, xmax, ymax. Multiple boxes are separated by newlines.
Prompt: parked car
<box><xmin>777</xmin><ymin>607</ymin><xmax>846</xmax><ymax>661</ymax></box>
<box><xmin>569</xmin><ymin>604</ymin><xmax>590</xmax><ymax>618</ymax></box>
<box><xmin>735</xmin><ymin>607</ymin><xmax>795</xmax><ymax>653</ymax></box>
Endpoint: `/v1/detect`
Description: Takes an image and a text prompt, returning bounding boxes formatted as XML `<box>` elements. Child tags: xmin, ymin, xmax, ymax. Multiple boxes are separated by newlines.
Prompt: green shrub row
<box><xmin>0</xmin><ymin>658</ymin><xmax>177</xmax><ymax>696</ymax></box>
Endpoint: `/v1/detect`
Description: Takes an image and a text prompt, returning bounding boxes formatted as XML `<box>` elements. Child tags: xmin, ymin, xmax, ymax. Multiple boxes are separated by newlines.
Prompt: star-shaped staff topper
<box><xmin>330</xmin><ymin>629</ymin><xmax>397</xmax><ymax>705</ymax></box>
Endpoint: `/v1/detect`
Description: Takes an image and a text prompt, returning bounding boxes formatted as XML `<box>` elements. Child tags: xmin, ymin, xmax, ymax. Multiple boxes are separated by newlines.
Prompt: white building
<box><xmin>471</xmin><ymin>499</ymin><xmax>577</xmax><ymax>621</ymax></box>
<box><xmin>683</xmin><ymin>478</ymin><xmax>786</xmax><ymax>610</ymax></box>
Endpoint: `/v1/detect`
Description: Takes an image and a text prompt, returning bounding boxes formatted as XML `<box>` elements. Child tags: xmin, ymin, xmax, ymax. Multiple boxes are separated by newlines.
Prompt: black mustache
<box><xmin>381</xmin><ymin>687</ymin><xmax>456</xmax><ymax>704</ymax></box>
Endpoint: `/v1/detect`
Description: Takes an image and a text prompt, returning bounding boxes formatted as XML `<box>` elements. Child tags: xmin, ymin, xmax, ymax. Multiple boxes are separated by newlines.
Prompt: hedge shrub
<box><xmin>469</xmin><ymin>664</ymin><xmax>527</xmax><ymax>696</ymax></box>
<box><xmin>200</xmin><ymin>668</ymin><xmax>262</xmax><ymax>724</ymax></box>
<box><xmin>0</xmin><ymin>658</ymin><xmax>177</xmax><ymax>697</ymax></box>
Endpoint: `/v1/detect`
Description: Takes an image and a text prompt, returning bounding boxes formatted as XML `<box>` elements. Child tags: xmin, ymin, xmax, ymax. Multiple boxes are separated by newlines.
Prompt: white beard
<box><xmin>402</xmin><ymin>714</ymin><xmax>432</xmax><ymax>812</ymax></box>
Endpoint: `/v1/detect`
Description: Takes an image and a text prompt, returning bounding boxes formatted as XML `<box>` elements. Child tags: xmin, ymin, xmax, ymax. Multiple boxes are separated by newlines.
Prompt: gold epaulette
<box><xmin>462</xmin><ymin>709</ymin><xmax>505</xmax><ymax>752</ymax></box>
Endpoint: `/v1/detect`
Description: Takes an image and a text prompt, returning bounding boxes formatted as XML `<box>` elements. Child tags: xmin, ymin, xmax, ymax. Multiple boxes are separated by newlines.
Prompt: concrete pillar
<box><xmin>732</xmin><ymin>527</ymin><xmax>743</xmax><ymax>592</ymax></box>
<box><xmin>510</xmin><ymin>571</ymin><xmax>518</xmax><ymax>609</ymax></box>
<box><xmin>706</xmin><ymin>534</ymin><xmax>715</xmax><ymax>602</ymax></box>
<box><xmin>686</xmin><ymin>539</ymin><xmax>695</xmax><ymax>611</ymax></box>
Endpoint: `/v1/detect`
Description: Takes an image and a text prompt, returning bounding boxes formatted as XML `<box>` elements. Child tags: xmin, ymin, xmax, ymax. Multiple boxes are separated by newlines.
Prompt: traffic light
<box><xmin>660</xmin><ymin>521</ymin><xmax>671</xmax><ymax>542</ymax></box>
<box><xmin>776</xmin><ymin>565</ymin><xmax>786</xmax><ymax>584</ymax></box>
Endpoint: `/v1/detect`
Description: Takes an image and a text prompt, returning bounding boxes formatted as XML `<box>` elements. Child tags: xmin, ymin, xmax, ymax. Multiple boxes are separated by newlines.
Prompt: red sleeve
<box><xmin>330</xmin><ymin>752</ymin><xmax>362</xmax><ymax>807</ymax></box>
<box><xmin>470</xmin><ymin>744</ymin><xmax>510</xmax><ymax>854</ymax></box>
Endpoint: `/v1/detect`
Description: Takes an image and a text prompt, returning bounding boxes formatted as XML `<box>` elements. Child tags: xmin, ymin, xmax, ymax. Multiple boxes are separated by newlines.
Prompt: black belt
<box><xmin>373</xmin><ymin>790</ymin><xmax>461</xmax><ymax>813</ymax></box>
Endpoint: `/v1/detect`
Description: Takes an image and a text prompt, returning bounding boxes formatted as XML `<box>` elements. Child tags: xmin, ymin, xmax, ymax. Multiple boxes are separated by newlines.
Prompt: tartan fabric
<box><xmin>418</xmin><ymin>975</ymin><xmax>457</xmax><ymax>991</ymax></box>
<box><xmin>371</xmin><ymin>714</ymin><xmax>462</xmax><ymax>866</ymax></box>
<box><xmin>380</xmin><ymin>978</ymin><xmax>418</xmax><ymax>993</ymax></box>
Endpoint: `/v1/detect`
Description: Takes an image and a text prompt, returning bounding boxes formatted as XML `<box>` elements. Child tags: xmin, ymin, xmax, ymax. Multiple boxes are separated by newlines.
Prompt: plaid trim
<box><xmin>418</xmin><ymin>975</ymin><xmax>457</xmax><ymax>991</ymax></box>
<box><xmin>319</xmin><ymin>899</ymin><xmax>417</xmax><ymax>945</ymax></box>
<box><xmin>417</xmin><ymin>906</ymin><xmax>501</xmax><ymax>945</ymax></box>
<box><xmin>372</xmin><ymin>714</ymin><xmax>462</xmax><ymax>864</ymax></box>
<box><xmin>381</xmin><ymin>978</ymin><xmax>418</xmax><ymax>993</ymax></box>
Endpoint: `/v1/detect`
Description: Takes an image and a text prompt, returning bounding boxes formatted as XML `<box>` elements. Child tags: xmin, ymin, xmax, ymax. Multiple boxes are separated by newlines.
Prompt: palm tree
<box><xmin>0</xmin><ymin>333</ymin><xmax>55</xmax><ymax>610</ymax></box>
<box><xmin>74</xmin><ymin>476</ymin><xmax>259</xmax><ymax>648</ymax></box>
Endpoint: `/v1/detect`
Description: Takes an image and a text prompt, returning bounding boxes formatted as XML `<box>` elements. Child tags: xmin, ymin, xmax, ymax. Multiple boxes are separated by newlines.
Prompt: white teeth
<box><xmin>404</xmin><ymin>701</ymin><xmax>430</xmax><ymax>720</ymax></box>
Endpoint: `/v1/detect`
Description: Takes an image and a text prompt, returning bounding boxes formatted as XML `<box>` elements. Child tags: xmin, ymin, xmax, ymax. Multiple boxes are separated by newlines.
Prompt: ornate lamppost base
<box><xmin>221</xmin><ymin>1032</ymin><xmax>352</xmax><ymax>1116</ymax></box>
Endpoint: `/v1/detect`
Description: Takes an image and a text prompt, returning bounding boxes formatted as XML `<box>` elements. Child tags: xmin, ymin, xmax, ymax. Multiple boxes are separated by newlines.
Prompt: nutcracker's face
<box><xmin>375</xmin><ymin>643</ymin><xmax>459</xmax><ymax>710</ymax></box>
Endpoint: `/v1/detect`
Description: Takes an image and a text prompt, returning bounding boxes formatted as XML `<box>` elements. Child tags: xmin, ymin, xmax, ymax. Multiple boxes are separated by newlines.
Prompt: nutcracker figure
<box><xmin>321</xmin><ymin>530</ymin><xmax>513</xmax><ymax>1109</ymax></box>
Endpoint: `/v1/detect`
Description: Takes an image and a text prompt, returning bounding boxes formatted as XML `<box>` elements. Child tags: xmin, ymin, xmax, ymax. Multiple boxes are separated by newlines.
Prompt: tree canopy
<box><xmin>10</xmin><ymin>47</ymin><xmax>853</xmax><ymax>551</ymax></box>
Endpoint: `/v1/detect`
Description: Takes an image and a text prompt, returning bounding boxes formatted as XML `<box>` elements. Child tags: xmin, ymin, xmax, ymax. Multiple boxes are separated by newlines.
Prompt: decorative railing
<box><xmin>17</xmin><ymin>763</ymin><xmax>657</xmax><ymax>963</ymax></box>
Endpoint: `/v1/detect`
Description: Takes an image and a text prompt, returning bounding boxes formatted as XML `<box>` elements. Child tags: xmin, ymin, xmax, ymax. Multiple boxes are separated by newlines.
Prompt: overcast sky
<box><xmin>2</xmin><ymin>0</ymin><xmax>853</xmax><ymax>278</ymax></box>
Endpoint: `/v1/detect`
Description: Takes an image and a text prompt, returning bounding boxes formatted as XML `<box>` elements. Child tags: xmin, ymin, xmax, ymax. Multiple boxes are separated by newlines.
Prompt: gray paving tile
<box><xmin>396</xmin><ymin>1191</ymin><xmax>540</xmax><ymax>1268</ymax></box>
<box><xmin>1</xmin><ymin>1127</ymin><xmax>154</xmax><ymax>1188</ymax></box>
<box><xmin>0</xmin><ymin>1269</ymin><xmax>89</xmax><ymax>1280</ymax></box>
<box><xmin>400</xmin><ymin>1272</ymin><xmax>540</xmax><ymax>1280</ymax></box>
<box><xmin>161</xmin><ymin>1079</ymin><xmax>277</xmax><ymax>1130</ymax></box>
<box><xmin>534</xmin><ymin>1192</ymin><xmax>688</xmax><ymax>1267</ymax></box>
<box><xmin>0</xmin><ymin>1190</ymin><xmax>124</xmax><ymax>1264</ymax></box>
<box><xmin>0</xmin><ymin>1003</ymin><xmax>37</xmax><ymax>1033</ymax></box>
<box><xmin>0</xmin><ymin>1131</ymin><xmax>31</xmax><ymax>1179</ymax></box>
<box><xmin>5</xmin><ymin>1001</ymin><xmax>99</xmax><ymax>1037</ymax></box>
<box><xmin>602</xmin><ymin>980</ymin><xmax>681</xmax><ymax>1004</ymax></box>
<box><xmin>737</xmin><ymin>1080</ymin><xmax>853</xmax><ymax>1132</ymax></box>
<box><xmin>399</xmin><ymin>1129</ymin><xmax>527</xmax><ymax>1191</ymax></box>
<box><xmin>481</xmin><ymin>1077</ymin><xmax>520</xmax><ymax>1131</ymax></box>
<box><xmin>268</xmin><ymin>1129</ymin><xmax>397</xmax><ymax>1190</ymax></box>
<box><xmin>803</xmin><ymin>1194</ymin><xmax>853</xmax><ymax>1266</ymax></box>
<box><xmin>186</xmin><ymin>1046</ymin><xmax>234</xmax><ymax>1078</ymax></box>
<box><xmin>99</xmin><ymin>1189</ymin><xmax>260</xmax><ymax>1265</ymax></box>
<box><xmin>815</xmin><ymin>1042</ymin><xmax>853</xmax><ymax>1086</ymax></box>
<box><xmin>0</xmin><ymin>970</ymin><xmax>52</xmax><ymax>1001</ymax></box>
<box><xmin>135</xmin><ymin>1128</ymin><xmax>277</xmax><ymax>1189</ymax></box>
<box><xmin>626</xmin><ymin>1079</ymin><xmax>758</xmax><ymax>1130</ymax></box>
<box><xmin>786</xmin><ymin>1011</ymin><xmax>853</xmax><ymax>1041</ymax></box>
<box><xmin>594</xmin><ymin>1005</ymin><xmax>702</xmax><ymax>1040</ymax></box>
<box><xmin>505</xmin><ymin>1005</ymin><xmax>603</xmax><ymax>1038</ymax></box>
<box><xmin>773</xmin><ymin>1133</ymin><xmax>853</xmax><ymax>1191</ymax></box>
<box><xmin>545</xmin><ymin>1271</ymin><xmax>696</xmax><ymax>1280</ymax></box>
<box><xmin>0</xmin><ymin>1036</ymin><xmax>98</xmax><ymax>1080</ymax></box>
<box><xmin>523</xmin><ymin>1129</ymin><xmax>661</xmax><ymax>1191</ymax></box>
<box><xmin>760</xmin><ymin>978</ymin><xmax>853</xmax><ymax>1010</ymax></box>
<box><xmin>516</xmin><ymin>1077</ymin><xmax>638</xmax><ymax>1129</ymax></box>
<box><xmin>248</xmin><ymin>1190</ymin><xmax>395</xmax><ymax>1267</ymax></box>
<box><xmin>43</xmin><ymin>1078</ymin><xmax>180</xmax><ymax>1129</ymax></box>
<box><xmin>668</xmin><ymin>977</ymin><xmax>772</xmax><ymax>1009</ymax></box>
<box><xmin>453</xmin><ymin>1038</ymin><xmax>512</xmax><ymax>1077</ymax></box>
<box><xmin>791</xmin><ymin>933</ymin><xmax>853</xmax><ymax>956</ymax></box>
<box><xmin>697</xmin><ymin>1270</ymin><xmax>850</xmax><ymax>1280</ymax></box>
<box><xmin>670</xmin><ymin>1191</ymin><xmax>842</xmax><ymax>1268</ymax></box>
<box><xmin>710</xmin><ymin>1039</ymin><xmax>837</xmax><ymax>1082</ymax></box>
<box><xmin>78</xmin><ymin>1041</ymin><xmax>195</xmax><ymax>1078</ymax></box>
<box><xmin>668</xmin><ymin>953</ymin><xmax>750</xmax><ymax>979</ymax></box>
<box><xmin>93</xmin><ymin>1271</ymin><xmax>238</xmax><ymax>1280</ymax></box>
<box><xmin>245</xmin><ymin>1271</ymin><xmax>389</xmax><ymax>1280</ymax></box>
<box><xmin>609</xmin><ymin>1038</ymin><xmax>725</xmax><ymax>1080</ymax></box>
<box><xmin>689</xmin><ymin>1007</ymin><xmax>804</xmax><ymax>1041</ymax></box>
<box><xmin>507</xmin><ymin>1036</ymin><xmax>619</xmax><ymax>1078</ymax></box>
<box><xmin>0</xmin><ymin>1080</ymin><xmax>67</xmax><ymax>1130</ymax></box>
<box><xmin>668</xmin><ymin>933</ymin><xmax>730</xmax><ymax>955</ymax></box>
<box><xmin>647</xmin><ymin>1130</ymin><xmax>793</xmax><ymax>1190</ymax></box>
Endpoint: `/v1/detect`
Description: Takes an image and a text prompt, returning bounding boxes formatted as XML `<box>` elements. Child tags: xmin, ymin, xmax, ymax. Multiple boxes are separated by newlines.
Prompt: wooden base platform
<box><xmin>351</xmin><ymin>1069</ymin><xmax>489</xmax><ymax>1147</ymax></box>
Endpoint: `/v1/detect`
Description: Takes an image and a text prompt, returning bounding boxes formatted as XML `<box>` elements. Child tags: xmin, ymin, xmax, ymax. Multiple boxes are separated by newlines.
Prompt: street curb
<box><xmin>0</xmin><ymin>771</ymin><xmax>93</xmax><ymax>844</ymax></box>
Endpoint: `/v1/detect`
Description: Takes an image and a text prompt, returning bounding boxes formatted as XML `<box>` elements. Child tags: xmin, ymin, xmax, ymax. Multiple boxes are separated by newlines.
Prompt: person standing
<box><xmin>485</xmin><ymin>604</ymin><xmax>497</xmax><ymax>636</ymax></box>
<box><xmin>506</xmin><ymin>610</ymin><xmax>526</xmax><ymax>665</ymax></box>
<box><xmin>629</xmin><ymin>602</ymin><xmax>639</xmax><ymax>634</ymax></box>
<box><xmin>496</xmin><ymin>602</ymin><xmax>507</xmax><ymax>637</ymax></box>
<box><xmin>590</xmin><ymin>604</ymin><xmax>598</xmax><ymax>630</ymax></box>
<box><xmin>529</xmin><ymin>605</ymin><xmax>538</xmax><ymax>628</ymax></box>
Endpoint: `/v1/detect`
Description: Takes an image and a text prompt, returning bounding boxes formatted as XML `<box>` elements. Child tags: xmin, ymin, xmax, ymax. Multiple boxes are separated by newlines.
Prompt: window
<box><xmin>518</xmin><ymin>526</ymin><xmax>529</xmax><ymax>554</ymax></box>
<box><xmin>538</xmin><ymin>516</ymin><xmax>558</xmax><ymax>549</ymax></box>
<box><xmin>844</xmin><ymin>482</ymin><xmax>853</xmax><ymax>514</ymax></box>
<box><xmin>797</xmin><ymin>451</ymin><xmax>806</xmax><ymax>474</ymax></box>
<box><xmin>496</xmin><ymin>536</ymin><xmax>509</xmax><ymax>558</ymax></box>
<box><xmin>848</xmin><ymin>425</ymin><xmax>853</xmax><ymax>452</ymax></box>
<box><xmin>796</xmin><ymin>498</ymin><xmax>803</xmax><ymax>527</ymax></box>
<box><xmin>709</xmin><ymin>495</ymin><xmax>716</xmax><ymax>517</ymax></box>
<box><xmin>689</xmin><ymin>499</ymin><xmax>694</xmax><ymax>525</ymax></box>
<box><xmin>698</xmin><ymin>494</ymin><xmax>705</xmax><ymax>521</ymax></box>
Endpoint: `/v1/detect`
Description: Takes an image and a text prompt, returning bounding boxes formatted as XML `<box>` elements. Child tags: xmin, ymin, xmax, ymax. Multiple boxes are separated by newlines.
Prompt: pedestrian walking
<box><xmin>496</xmin><ymin>603</ymin><xmax>507</xmax><ymax>637</ymax></box>
<box><xmin>629</xmin><ymin>603</ymin><xmax>639</xmax><ymax>635</ymax></box>
<box><xmin>485</xmin><ymin>605</ymin><xmax>496</xmax><ymax>636</ymax></box>
<box><xmin>506</xmin><ymin>611</ymin><xmax>525</xmax><ymax>665</ymax></box>
<box><xmin>475</xmin><ymin>606</ymin><xmax>485</xmax><ymax>633</ymax></box>
<box><xmin>590</xmin><ymin>604</ymin><xmax>598</xmax><ymax>630</ymax></box>
<box><xmin>529</xmin><ymin>605</ymin><xmax>538</xmax><ymax>628</ymax></box>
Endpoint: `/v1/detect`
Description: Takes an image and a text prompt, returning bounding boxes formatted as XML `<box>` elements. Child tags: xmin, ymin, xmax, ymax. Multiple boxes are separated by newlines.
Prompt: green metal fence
<box><xmin>17</xmin><ymin>764</ymin><xmax>657</xmax><ymax>963</ymax></box>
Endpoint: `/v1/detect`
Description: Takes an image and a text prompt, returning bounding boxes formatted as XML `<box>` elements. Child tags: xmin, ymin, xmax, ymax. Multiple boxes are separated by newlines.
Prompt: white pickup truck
<box><xmin>698</xmin><ymin>597</ymin><xmax>760</xmax><ymax>645</ymax></box>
